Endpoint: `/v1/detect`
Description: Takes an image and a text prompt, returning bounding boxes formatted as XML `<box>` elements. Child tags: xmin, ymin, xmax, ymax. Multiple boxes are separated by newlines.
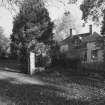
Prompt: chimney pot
<box><xmin>89</xmin><ymin>25</ymin><xmax>92</xmax><ymax>35</ymax></box>
<box><xmin>70</xmin><ymin>29</ymin><xmax>72</xmax><ymax>37</ymax></box>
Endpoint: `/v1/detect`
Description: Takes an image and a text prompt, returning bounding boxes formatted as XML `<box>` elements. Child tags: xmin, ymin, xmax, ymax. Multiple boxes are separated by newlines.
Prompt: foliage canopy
<box><xmin>11</xmin><ymin>0</ymin><xmax>54</xmax><ymax>63</ymax></box>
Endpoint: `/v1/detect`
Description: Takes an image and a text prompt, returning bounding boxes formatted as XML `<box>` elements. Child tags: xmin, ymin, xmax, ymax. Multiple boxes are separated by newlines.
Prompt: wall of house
<box><xmin>87</xmin><ymin>42</ymin><xmax>95</xmax><ymax>63</ymax></box>
<box><xmin>87</xmin><ymin>42</ymin><xmax>103</xmax><ymax>63</ymax></box>
<box><xmin>60</xmin><ymin>42</ymin><xmax>82</xmax><ymax>60</ymax></box>
<box><xmin>60</xmin><ymin>44</ymin><xmax>69</xmax><ymax>53</ymax></box>
<box><xmin>98</xmin><ymin>50</ymin><xmax>104</xmax><ymax>62</ymax></box>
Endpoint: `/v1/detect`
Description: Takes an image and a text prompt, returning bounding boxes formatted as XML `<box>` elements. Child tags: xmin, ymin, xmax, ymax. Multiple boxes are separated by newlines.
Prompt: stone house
<box><xmin>82</xmin><ymin>32</ymin><xmax>103</xmax><ymax>63</ymax></box>
<box><xmin>59</xmin><ymin>25</ymin><xmax>103</xmax><ymax>63</ymax></box>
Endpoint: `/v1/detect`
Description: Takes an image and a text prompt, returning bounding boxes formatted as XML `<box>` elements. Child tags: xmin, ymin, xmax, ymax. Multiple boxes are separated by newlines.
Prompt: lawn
<box><xmin>0</xmin><ymin>61</ymin><xmax>104</xmax><ymax>105</ymax></box>
<box><xmin>0</xmin><ymin>79</ymin><xmax>91</xmax><ymax>105</ymax></box>
<box><xmin>0</xmin><ymin>69</ymin><xmax>104</xmax><ymax>105</ymax></box>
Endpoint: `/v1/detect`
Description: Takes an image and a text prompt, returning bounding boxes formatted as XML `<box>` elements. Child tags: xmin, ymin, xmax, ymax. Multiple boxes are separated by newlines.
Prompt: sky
<box><xmin>0</xmin><ymin>0</ymin><xmax>102</xmax><ymax>39</ymax></box>
<box><xmin>0</xmin><ymin>7</ymin><xmax>14</xmax><ymax>38</ymax></box>
<box><xmin>0</xmin><ymin>1</ymin><xmax>19</xmax><ymax>38</ymax></box>
<box><xmin>45</xmin><ymin>0</ymin><xmax>84</xmax><ymax>21</ymax></box>
<box><xmin>45</xmin><ymin>0</ymin><xmax>103</xmax><ymax>40</ymax></box>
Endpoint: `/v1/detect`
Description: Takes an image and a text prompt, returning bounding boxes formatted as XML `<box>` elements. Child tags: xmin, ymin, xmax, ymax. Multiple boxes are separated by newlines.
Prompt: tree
<box><xmin>80</xmin><ymin>0</ymin><xmax>105</xmax><ymax>46</ymax></box>
<box><xmin>54</xmin><ymin>10</ymin><xmax>81</xmax><ymax>41</ymax></box>
<box><xmin>11</xmin><ymin>0</ymin><xmax>54</xmax><ymax>68</ymax></box>
<box><xmin>54</xmin><ymin>12</ymin><xmax>73</xmax><ymax>41</ymax></box>
<box><xmin>80</xmin><ymin>0</ymin><xmax>105</xmax><ymax>21</ymax></box>
<box><xmin>101</xmin><ymin>10</ymin><xmax>105</xmax><ymax>35</ymax></box>
<box><xmin>0</xmin><ymin>27</ymin><xmax>10</xmax><ymax>58</ymax></box>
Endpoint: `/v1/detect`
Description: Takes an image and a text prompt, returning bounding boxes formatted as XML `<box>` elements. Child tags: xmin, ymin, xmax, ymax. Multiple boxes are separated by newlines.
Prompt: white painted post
<box><xmin>29</xmin><ymin>52</ymin><xmax>35</xmax><ymax>75</ymax></box>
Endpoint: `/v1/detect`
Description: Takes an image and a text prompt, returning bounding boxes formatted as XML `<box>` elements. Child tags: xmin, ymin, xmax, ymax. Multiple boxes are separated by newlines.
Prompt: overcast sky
<box><xmin>0</xmin><ymin>0</ymin><xmax>102</xmax><ymax>39</ymax></box>
<box><xmin>0</xmin><ymin>7</ymin><xmax>13</xmax><ymax>38</ymax></box>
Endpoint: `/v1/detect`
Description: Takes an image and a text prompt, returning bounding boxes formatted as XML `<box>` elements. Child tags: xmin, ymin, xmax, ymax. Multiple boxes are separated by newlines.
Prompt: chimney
<box><xmin>70</xmin><ymin>29</ymin><xmax>72</xmax><ymax>37</ymax></box>
<box><xmin>89</xmin><ymin>25</ymin><xmax>92</xmax><ymax>35</ymax></box>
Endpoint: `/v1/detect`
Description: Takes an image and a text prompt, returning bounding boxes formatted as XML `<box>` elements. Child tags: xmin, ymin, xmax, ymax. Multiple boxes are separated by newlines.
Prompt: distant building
<box><xmin>59</xmin><ymin>25</ymin><xmax>103</xmax><ymax>63</ymax></box>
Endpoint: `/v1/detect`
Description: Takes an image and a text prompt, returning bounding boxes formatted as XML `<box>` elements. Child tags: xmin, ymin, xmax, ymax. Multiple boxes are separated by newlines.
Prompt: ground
<box><xmin>0</xmin><ymin>68</ymin><xmax>104</xmax><ymax>105</ymax></box>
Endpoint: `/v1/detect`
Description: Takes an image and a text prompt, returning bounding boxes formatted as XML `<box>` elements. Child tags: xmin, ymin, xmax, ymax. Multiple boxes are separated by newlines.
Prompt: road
<box><xmin>0</xmin><ymin>70</ymin><xmax>104</xmax><ymax>105</ymax></box>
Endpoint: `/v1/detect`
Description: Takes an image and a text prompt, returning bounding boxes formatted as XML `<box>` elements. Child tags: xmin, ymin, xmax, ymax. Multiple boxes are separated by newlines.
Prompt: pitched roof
<box><xmin>83</xmin><ymin>32</ymin><xmax>102</xmax><ymax>43</ymax></box>
<box><xmin>75</xmin><ymin>33</ymin><xmax>90</xmax><ymax>37</ymax></box>
<box><xmin>59</xmin><ymin>32</ymin><xmax>90</xmax><ymax>45</ymax></box>
<box><xmin>59</xmin><ymin>31</ymin><xmax>102</xmax><ymax>46</ymax></box>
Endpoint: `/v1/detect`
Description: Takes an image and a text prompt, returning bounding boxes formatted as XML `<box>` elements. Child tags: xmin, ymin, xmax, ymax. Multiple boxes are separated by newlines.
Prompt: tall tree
<box><xmin>80</xmin><ymin>0</ymin><xmax>105</xmax><ymax>21</ymax></box>
<box><xmin>80</xmin><ymin>0</ymin><xmax>105</xmax><ymax>36</ymax></box>
<box><xmin>11</xmin><ymin>0</ymin><xmax>54</xmax><ymax>63</ymax></box>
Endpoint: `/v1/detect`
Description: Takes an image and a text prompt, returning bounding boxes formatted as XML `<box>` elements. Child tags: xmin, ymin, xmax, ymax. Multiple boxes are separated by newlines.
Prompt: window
<box><xmin>91</xmin><ymin>50</ymin><xmax>98</xmax><ymax>60</ymax></box>
<box><xmin>82</xmin><ymin>51</ymin><xmax>87</xmax><ymax>63</ymax></box>
<box><xmin>84</xmin><ymin>52</ymin><xmax>87</xmax><ymax>61</ymax></box>
<box><xmin>73</xmin><ymin>39</ymin><xmax>81</xmax><ymax>48</ymax></box>
<box><xmin>60</xmin><ymin>44</ymin><xmax>69</xmax><ymax>53</ymax></box>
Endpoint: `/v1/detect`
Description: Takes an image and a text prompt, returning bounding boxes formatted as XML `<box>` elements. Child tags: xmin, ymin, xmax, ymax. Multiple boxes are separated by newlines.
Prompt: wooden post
<box><xmin>29</xmin><ymin>52</ymin><xmax>35</xmax><ymax>75</ymax></box>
